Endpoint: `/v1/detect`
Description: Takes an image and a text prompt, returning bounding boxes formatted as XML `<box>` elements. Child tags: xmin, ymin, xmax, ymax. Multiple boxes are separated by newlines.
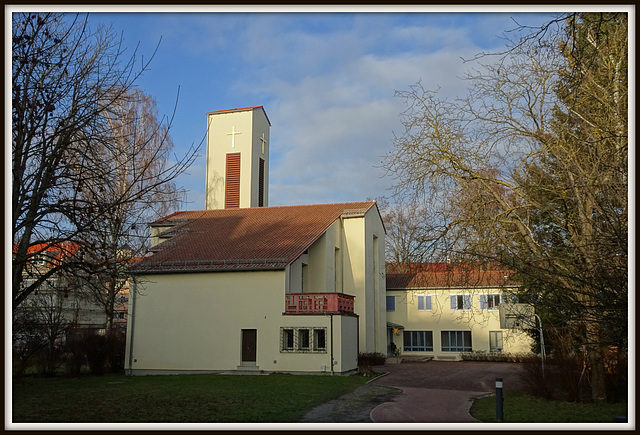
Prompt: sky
<box><xmin>12</xmin><ymin>6</ymin><xmax>581</xmax><ymax>211</ymax></box>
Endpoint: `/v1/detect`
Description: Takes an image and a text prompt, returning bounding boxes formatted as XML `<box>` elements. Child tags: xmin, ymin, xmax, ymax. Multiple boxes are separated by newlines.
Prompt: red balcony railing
<box><xmin>285</xmin><ymin>293</ymin><xmax>355</xmax><ymax>314</ymax></box>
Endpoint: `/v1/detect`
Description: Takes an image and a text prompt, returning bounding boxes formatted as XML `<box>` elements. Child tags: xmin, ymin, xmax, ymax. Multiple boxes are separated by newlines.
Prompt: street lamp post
<box><xmin>534</xmin><ymin>313</ymin><xmax>545</xmax><ymax>376</ymax></box>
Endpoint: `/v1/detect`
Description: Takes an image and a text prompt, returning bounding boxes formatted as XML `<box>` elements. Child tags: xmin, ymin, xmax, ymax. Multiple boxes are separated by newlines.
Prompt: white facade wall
<box><xmin>367</xmin><ymin>210</ymin><xmax>387</xmax><ymax>355</ymax></box>
<box><xmin>127</xmin><ymin>203</ymin><xmax>386</xmax><ymax>374</ymax></box>
<box><xmin>126</xmin><ymin>269</ymin><xmax>360</xmax><ymax>375</ymax></box>
<box><xmin>386</xmin><ymin>288</ymin><xmax>533</xmax><ymax>360</ymax></box>
<box><xmin>341</xmin><ymin>209</ymin><xmax>387</xmax><ymax>355</ymax></box>
<box><xmin>285</xmin><ymin>210</ymin><xmax>386</xmax><ymax>356</ymax></box>
<box><xmin>126</xmin><ymin>271</ymin><xmax>285</xmax><ymax>373</ymax></box>
<box><xmin>277</xmin><ymin>314</ymin><xmax>358</xmax><ymax>373</ymax></box>
<box><xmin>205</xmin><ymin>107</ymin><xmax>270</xmax><ymax>210</ymax></box>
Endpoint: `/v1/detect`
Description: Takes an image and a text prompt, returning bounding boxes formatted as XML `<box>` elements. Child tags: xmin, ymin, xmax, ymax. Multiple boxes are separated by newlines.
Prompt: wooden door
<box><xmin>241</xmin><ymin>329</ymin><xmax>257</xmax><ymax>363</ymax></box>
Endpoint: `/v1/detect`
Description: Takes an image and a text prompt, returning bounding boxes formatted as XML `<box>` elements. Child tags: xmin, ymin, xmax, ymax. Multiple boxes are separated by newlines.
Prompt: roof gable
<box><xmin>132</xmin><ymin>201</ymin><xmax>376</xmax><ymax>274</ymax></box>
<box><xmin>206</xmin><ymin>105</ymin><xmax>271</xmax><ymax>126</ymax></box>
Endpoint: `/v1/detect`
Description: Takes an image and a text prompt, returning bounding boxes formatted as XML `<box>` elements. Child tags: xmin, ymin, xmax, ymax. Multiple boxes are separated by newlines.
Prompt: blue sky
<box><xmin>16</xmin><ymin>7</ymin><xmax>572</xmax><ymax>210</ymax></box>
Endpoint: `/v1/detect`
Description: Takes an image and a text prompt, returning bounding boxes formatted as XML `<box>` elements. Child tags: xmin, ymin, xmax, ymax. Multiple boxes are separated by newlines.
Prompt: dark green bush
<box><xmin>520</xmin><ymin>353</ymin><xmax>587</xmax><ymax>402</ymax></box>
<box><xmin>105</xmin><ymin>329</ymin><xmax>126</xmax><ymax>372</ymax></box>
<box><xmin>357</xmin><ymin>352</ymin><xmax>386</xmax><ymax>373</ymax></box>
<box><xmin>461</xmin><ymin>351</ymin><xmax>530</xmax><ymax>363</ymax></box>
<box><xmin>82</xmin><ymin>333</ymin><xmax>108</xmax><ymax>375</ymax></box>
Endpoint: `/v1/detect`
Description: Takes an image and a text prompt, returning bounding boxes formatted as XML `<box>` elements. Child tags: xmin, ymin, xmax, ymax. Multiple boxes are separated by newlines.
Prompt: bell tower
<box><xmin>204</xmin><ymin>106</ymin><xmax>271</xmax><ymax>210</ymax></box>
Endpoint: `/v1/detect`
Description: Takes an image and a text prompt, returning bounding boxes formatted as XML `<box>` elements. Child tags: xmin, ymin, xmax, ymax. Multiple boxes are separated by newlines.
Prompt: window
<box><xmin>301</xmin><ymin>263</ymin><xmax>308</xmax><ymax>292</ymax></box>
<box><xmin>314</xmin><ymin>329</ymin><xmax>326</xmax><ymax>351</ymax></box>
<box><xmin>283</xmin><ymin>329</ymin><xmax>294</xmax><ymax>350</ymax></box>
<box><xmin>441</xmin><ymin>331</ymin><xmax>472</xmax><ymax>352</ymax></box>
<box><xmin>281</xmin><ymin>327</ymin><xmax>327</xmax><ymax>353</ymax></box>
<box><xmin>417</xmin><ymin>295</ymin><xmax>432</xmax><ymax>311</ymax></box>
<box><xmin>114</xmin><ymin>311</ymin><xmax>126</xmax><ymax>320</ymax></box>
<box><xmin>298</xmin><ymin>329</ymin><xmax>310</xmax><ymax>349</ymax></box>
<box><xmin>35</xmin><ymin>254</ymin><xmax>48</xmax><ymax>268</ymax></box>
<box><xmin>489</xmin><ymin>331</ymin><xmax>503</xmax><ymax>353</ymax></box>
<box><xmin>450</xmin><ymin>294</ymin><xmax>471</xmax><ymax>310</ymax></box>
<box><xmin>403</xmin><ymin>331</ymin><xmax>433</xmax><ymax>352</ymax></box>
<box><xmin>480</xmin><ymin>294</ymin><xmax>502</xmax><ymax>310</ymax></box>
<box><xmin>258</xmin><ymin>158</ymin><xmax>265</xmax><ymax>207</ymax></box>
<box><xmin>334</xmin><ymin>247</ymin><xmax>341</xmax><ymax>292</ymax></box>
<box><xmin>386</xmin><ymin>295</ymin><xmax>395</xmax><ymax>311</ymax></box>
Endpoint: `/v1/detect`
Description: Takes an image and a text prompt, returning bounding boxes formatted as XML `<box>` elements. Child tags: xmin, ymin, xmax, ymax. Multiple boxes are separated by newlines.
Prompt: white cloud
<box><xmin>237</xmin><ymin>17</ymin><xmax>495</xmax><ymax>206</ymax></box>
<box><xmin>106</xmin><ymin>12</ymin><xmax>559</xmax><ymax>209</ymax></box>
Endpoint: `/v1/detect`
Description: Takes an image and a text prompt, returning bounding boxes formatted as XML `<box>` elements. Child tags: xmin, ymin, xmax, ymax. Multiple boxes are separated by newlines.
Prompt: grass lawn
<box><xmin>11</xmin><ymin>372</ymin><xmax>370</xmax><ymax>423</ymax></box>
<box><xmin>470</xmin><ymin>391</ymin><xmax>628</xmax><ymax>423</ymax></box>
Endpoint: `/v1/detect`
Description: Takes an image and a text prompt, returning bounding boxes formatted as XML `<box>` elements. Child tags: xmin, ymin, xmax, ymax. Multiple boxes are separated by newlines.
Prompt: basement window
<box><xmin>280</xmin><ymin>327</ymin><xmax>327</xmax><ymax>353</ymax></box>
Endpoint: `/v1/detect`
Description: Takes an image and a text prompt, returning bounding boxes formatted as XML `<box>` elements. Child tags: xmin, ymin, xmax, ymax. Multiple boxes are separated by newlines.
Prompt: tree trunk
<box><xmin>585</xmin><ymin>322</ymin><xmax>607</xmax><ymax>403</ymax></box>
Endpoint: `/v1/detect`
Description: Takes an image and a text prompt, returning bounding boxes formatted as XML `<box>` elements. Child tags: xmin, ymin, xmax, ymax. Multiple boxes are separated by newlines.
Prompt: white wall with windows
<box><xmin>126</xmin><ymin>270</ymin><xmax>360</xmax><ymax>375</ymax></box>
<box><xmin>277</xmin><ymin>314</ymin><xmax>358</xmax><ymax>373</ymax></box>
<box><xmin>385</xmin><ymin>288</ymin><xmax>533</xmax><ymax>360</ymax></box>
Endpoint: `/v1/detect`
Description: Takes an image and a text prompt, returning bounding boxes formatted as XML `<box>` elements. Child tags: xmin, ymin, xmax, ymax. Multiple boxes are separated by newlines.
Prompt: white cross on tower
<box><xmin>227</xmin><ymin>126</ymin><xmax>242</xmax><ymax>148</ymax></box>
<box><xmin>259</xmin><ymin>133</ymin><xmax>268</xmax><ymax>154</ymax></box>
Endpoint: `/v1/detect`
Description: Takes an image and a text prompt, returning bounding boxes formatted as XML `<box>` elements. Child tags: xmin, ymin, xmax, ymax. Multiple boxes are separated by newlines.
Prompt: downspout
<box><xmin>356</xmin><ymin>314</ymin><xmax>360</xmax><ymax>360</ymax></box>
<box><xmin>330</xmin><ymin>314</ymin><xmax>334</xmax><ymax>376</ymax></box>
<box><xmin>339</xmin><ymin>216</ymin><xmax>345</xmax><ymax>294</ymax></box>
<box><xmin>127</xmin><ymin>276</ymin><xmax>137</xmax><ymax>375</ymax></box>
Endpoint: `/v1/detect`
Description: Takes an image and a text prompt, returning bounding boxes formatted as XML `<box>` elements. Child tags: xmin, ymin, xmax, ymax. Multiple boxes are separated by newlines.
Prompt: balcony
<box><xmin>285</xmin><ymin>293</ymin><xmax>355</xmax><ymax>314</ymax></box>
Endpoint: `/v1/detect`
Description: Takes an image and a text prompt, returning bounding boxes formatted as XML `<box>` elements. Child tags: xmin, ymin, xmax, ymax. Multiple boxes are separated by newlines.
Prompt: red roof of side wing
<box><xmin>131</xmin><ymin>201</ymin><xmax>377</xmax><ymax>274</ymax></box>
<box><xmin>386</xmin><ymin>269</ymin><xmax>516</xmax><ymax>289</ymax></box>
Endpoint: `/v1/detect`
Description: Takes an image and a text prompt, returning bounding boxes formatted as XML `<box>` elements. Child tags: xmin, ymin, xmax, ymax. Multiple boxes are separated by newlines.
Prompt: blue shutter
<box><xmin>450</xmin><ymin>295</ymin><xmax>457</xmax><ymax>310</ymax></box>
<box><xmin>386</xmin><ymin>295</ymin><xmax>395</xmax><ymax>311</ymax></box>
<box><xmin>480</xmin><ymin>295</ymin><xmax>487</xmax><ymax>310</ymax></box>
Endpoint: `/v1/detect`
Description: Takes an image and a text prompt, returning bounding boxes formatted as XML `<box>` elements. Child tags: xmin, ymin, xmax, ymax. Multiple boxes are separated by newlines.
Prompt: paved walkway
<box><xmin>369</xmin><ymin>360</ymin><xmax>528</xmax><ymax>423</ymax></box>
<box><xmin>370</xmin><ymin>385</ymin><xmax>490</xmax><ymax>423</ymax></box>
<box><xmin>299</xmin><ymin>360</ymin><xmax>528</xmax><ymax>424</ymax></box>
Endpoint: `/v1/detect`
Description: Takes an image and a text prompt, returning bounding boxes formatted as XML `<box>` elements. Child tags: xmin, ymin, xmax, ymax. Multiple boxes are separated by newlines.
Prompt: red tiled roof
<box><xmin>386</xmin><ymin>261</ymin><xmax>509</xmax><ymax>274</ymax></box>
<box><xmin>131</xmin><ymin>201</ymin><xmax>376</xmax><ymax>274</ymax></box>
<box><xmin>386</xmin><ymin>269</ymin><xmax>517</xmax><ymax>289</ymax></box>
<box><xmin>206</xmin><ymin>105</ymin><xmax>271</xmax><ymax>126</ymax></box>
<box><xmin>13</xmin><ymin>241</ymin><xmax>80</xmax><ymax>256</ymax></box>
<box><xmin>13</xmin><ymin>242</ymin><xmax>81</xmax><ymax>270</ymax></box>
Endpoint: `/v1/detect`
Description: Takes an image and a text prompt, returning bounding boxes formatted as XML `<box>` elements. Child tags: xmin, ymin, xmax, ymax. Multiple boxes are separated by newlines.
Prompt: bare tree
<box><xmin>77</xmin><ymin>88</ymin><xmax>191</xmax><ymax>333</ymax></box>
<box><xmin>383</xmin><ymin>13</ymin><xmax>627</xmax><ymax>402</ymax></box>
<box><xmin>12</xmin><ymin>280</ymin><xmax>74</xmax><ymax>376</ymax></box>
<box><xmin>12</xmin><ymin>12</ymin><xmax>141</xmax><ymax>309</ymax></box>
<box><xmin>376</xmin><ymin>197</ymin><xmax>447</xmax><ymax>271</ymax></box>
<box><xmin>12</xmin><ymin>13</ymin><xmax>197</xmax><ymax>311</ymax></box>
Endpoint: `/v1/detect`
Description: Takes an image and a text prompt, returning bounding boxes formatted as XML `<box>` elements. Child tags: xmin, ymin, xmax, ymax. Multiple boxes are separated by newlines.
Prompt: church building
<box><xmin>124</xmin><ymin>106</ymin><xmax>387</xmax><ymax>375</ymax></box>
